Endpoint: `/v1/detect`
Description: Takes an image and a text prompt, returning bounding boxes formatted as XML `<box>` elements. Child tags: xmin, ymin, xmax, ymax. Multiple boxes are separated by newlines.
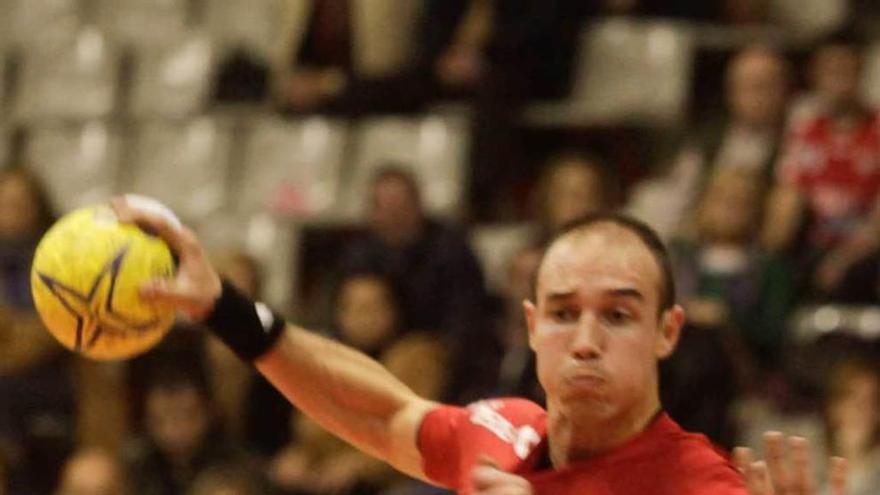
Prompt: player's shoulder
<box><xmin>662</xmin><ymin>423</ymin><xmax>746</xmax><ymax>492</ymax></box>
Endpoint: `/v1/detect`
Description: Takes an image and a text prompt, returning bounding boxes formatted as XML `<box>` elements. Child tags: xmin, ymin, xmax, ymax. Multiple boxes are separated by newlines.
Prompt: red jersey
<box><xmin>777</xmin><ymin>111</ymin><xmax>880</xmax><ymax>248</ymax></box>
<box><xmin>418</xmin><ymin>398</ymin><xmax>747</xmax><ymax>495</ymax></box>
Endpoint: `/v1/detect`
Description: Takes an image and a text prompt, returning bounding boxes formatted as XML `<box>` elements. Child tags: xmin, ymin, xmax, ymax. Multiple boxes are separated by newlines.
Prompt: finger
<box><xmin>110</xmin><ymin>196</ymin><xmax>191</xmax><ymax>256</ymax></box>
<box><xmin>788</xmin><ymin>437</ymin><xmax>814</xmax><ymax>495</ymax></box>
<box><xmin>763</xmin><ymin>431</ymin><xmax>789</xmax><ymax>491</ymax></box>
<box><xmin>827</xmin><ymin>457</ymin><xmax>847</xmax><ymax>495</ymax></box>
<box><xmin>478</xmin><ymin>455</ymin><xmax>501</xmax><ymax>469</ymax></box>
<box><xmin>734</xmin><ymin>447</ymin><xmax>754</xmax><ymax>475</ymax></box>
<box><xmin>747</xmin><ymin>461</ymin><xmax>775</xmax><ymax>495</ymax></box>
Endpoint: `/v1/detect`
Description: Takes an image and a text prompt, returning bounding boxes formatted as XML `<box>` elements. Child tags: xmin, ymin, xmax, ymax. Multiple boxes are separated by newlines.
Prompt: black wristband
<box><xmin>204</xmin><ymin>280</ymin><xmax>286</xmax><ymax>362</ymax></box>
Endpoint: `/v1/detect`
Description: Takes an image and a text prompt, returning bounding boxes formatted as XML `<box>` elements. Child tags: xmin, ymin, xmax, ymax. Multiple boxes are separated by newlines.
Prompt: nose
<box><xmin>570</xmin><ymin>313</ymin><xmax>604</xmax><ymax>361</ymax></box>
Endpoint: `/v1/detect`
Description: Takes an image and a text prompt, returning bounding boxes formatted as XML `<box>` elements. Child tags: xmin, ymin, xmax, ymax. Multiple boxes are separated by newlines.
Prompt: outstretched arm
<box><xmin>112</xmin><ymin>198</ymin><xmax>439</xmax><ymax>483</ymax></box>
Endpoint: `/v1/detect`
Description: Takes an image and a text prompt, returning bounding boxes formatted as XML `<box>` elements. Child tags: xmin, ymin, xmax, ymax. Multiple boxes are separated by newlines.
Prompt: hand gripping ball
<box><xmin>30</xmin><ymin>196</ymin><xmax>179</xmax><ymax>360</ymax></box>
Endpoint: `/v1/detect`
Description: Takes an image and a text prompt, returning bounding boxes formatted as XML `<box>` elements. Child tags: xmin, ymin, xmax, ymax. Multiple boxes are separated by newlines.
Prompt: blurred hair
<box><xmin>369</xmin><ymin>164</ymin><xmax>422</xmax><ymax>206</ymax></box>
<box><xmin>333</xmin><ymin>270</ymin><xmax>405</xmax><ymax>335</ymax></box>
<box><xmin>532</xmin><ymin>151</ymin><xmax>616</xmax><ymax>231</ymax></box>
<box><xmin>812</xmin><ymin>27</ymin><xmax>865</xmax><ymax>54</ymax></box>
<box><xmin>0</xmin><ymin>167</ymin><xmax>57</xmax><ymax>235</ymax></box>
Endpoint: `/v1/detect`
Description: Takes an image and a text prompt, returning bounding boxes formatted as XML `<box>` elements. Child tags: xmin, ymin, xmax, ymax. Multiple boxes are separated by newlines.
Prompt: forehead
<box><xmin>537</xmin><ymin>225</ymin><xmax>662</xmax><ymax>304</ymax></box>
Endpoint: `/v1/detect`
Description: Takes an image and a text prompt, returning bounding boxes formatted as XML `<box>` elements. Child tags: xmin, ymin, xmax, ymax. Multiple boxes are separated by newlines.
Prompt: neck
<box><xmin>546</xmin><ymin>390</ymin><xmax>661</xmax><ymax>467</ymax></box>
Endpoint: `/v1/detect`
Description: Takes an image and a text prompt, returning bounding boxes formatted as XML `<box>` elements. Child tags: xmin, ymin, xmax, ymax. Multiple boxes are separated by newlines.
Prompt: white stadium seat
<box><xmin>13</xmin><ymin>27</ymin><xmax>118</xmax><ymax>123</ymax></box>
<box><xmin>343</xmin><ymin>113</ymin><xmax>470</xmax><ymax>220</ymax></box>
<box><xmin>7</xmin><ymin>0</ymin><xmax>81</xmax><ymax>49</ymax></box>
<box><xmin>125</xmin><ymin>117</ymin><xmax>234</xmax><ymax>223</ymax></box>
<box><xmin>203</xmin><ymin>0</ymin><xmax>279</xmax><ymax>60</ymax></box>
<box><xmin>128</xmin><ymin>33</ymin><xmax>214</xmax><ymax>118</ymax></box>
<box><xmin>524</xmin><ymin>19</ymin><xmax>694</xmax><ymax>127</ymax></box>
<box><xmin>23</xmin><ymin>121</ymin><xmax>123</xmax><ymax>213</ymax></box>
<box><xmin>96</xmin><ymin>0</ymin><xmax>189</xmax><ymax>49</ymax></box>
<box><xmin>237</xmin><ymin>115</ymin><xmax>347</xmax><ymax>219</ymax></box>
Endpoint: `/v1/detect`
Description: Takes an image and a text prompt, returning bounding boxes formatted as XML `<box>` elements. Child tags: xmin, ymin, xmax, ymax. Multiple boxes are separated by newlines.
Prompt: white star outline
<box><xmin>36</xmin><ymin>244</ymin><xmax>161</xmax><ymax>352</ymax></box>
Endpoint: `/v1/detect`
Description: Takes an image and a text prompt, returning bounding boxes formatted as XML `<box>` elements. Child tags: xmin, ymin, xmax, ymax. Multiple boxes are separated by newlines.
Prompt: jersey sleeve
<box><xmin>417</xmin><ymin>405</ymin><xmax>469</xmax><ymax>489</ymax></box>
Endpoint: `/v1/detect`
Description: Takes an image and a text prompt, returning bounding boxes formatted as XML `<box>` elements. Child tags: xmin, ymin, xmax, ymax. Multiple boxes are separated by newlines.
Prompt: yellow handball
<box><xmin>30</xmin><ymin>199</ymin><xmax>177</xmax><ymax>360</ymax></box>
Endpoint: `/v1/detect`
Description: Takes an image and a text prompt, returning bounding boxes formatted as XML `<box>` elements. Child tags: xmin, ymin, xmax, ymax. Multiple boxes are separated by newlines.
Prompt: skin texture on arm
<box><xmin>255</xmin><ymin>330</ymin><xmax>438</xmax><ymax>482</ymax></box>
<box><xmin>761</xmin><ymin>185</ymin><xmax>804</xmax><ymax>253</ymax></box>
<box><xmin>111</xmin><ymin>198</ymin><xmax>439</xmax><ymax>485</ymax></box>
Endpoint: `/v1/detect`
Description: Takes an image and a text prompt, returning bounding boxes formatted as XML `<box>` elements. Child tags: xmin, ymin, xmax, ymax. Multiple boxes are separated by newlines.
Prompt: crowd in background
<box><xmin>1</xmin><ymin>0</ymin><xmax>880</xmax><ymax>494</ymax></box>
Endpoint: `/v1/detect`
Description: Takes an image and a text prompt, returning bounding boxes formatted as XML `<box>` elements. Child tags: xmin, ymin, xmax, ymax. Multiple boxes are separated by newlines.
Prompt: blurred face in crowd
<box><xmin>697</xmin><ymin>170</ymin><xmax>762</xmax><ymax>245</ymax></box>
<box><xmin>813</xmin><ymin>44</ymin><xmax>863</xmax><ymax>114</ymax></box>
<box><xmin>57</xmin><ymin>449</ymin><xmax>126</xmax><ymax>495</ymax></box>
<box><xmin>524</xmin><ymin>224</ymin><xmax>682</xmax><ymax>441</ymax></box>
<box><xmin>0</xmin><ymin>171</ymin><xmax>43</xmax><ymax>240</ymax></box>
<box><xmin>727</xmin><ymin>47</ymin><xmax>788</xmax><ymax>128</ymax></box>
<box><xmin>368</xmin><ymin>173</ymin><xmax>423</xmax><ymax>247</ymax></box>
<box><xmin>337</xmin><ymin>275</ymin><xmax>397</xmax><ymax>352</ymax></box>
<box><xmin>146</xmin><ymin>383</ymin><xmax>211</xmax><ymax>465</ymax></box>
<box><xmin>542</xmin><ymin>158</ymin><xmax>606</xmax><ymax>233</ymax></box>
<box><xmin>828</xmin><ymin>364</ymin><xmax>880</xmax><ymax>456</ymax></box>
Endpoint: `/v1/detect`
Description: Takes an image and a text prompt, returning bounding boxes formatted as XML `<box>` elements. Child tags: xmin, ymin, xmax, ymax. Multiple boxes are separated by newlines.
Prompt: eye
<box><xmin>551</xmin><ymin>307</ymin><xmax>579</xmax><ymax>323</ymax></box>
<box><xmin>604</xmin><ymin>308</ymin><xmax>632</xmax><ymax>325</ymax></box>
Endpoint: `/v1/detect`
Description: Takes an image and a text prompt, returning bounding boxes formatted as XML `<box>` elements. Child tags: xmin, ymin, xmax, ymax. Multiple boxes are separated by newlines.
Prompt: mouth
<box><xmin>563</xmin><ymin>372</ymin><xmax>606</xmax><ymax>395</ymax></box>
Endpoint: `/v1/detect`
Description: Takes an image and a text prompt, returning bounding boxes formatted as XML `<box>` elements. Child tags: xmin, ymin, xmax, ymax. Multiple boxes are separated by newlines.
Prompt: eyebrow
<box><xmin>607</xmin><ymin>288</ymin><xmax>644</xmax><ymax>301</ymax></box>
<box><xmin>545</xmin><ymin>288</ymin><xmax>645</xmax><ymax>302</ymax></box>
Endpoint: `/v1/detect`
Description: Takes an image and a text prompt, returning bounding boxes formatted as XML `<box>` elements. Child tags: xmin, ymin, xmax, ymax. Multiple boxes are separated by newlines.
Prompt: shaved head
<box><xmin>537</xmin><ymin>214</ymin><xmax>675</xmax><ymax>317</ymax></box>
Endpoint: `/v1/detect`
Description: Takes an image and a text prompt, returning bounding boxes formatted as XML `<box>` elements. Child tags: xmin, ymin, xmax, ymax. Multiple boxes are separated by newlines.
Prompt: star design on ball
<box><xmin>36</xmin><ymin>244</ymin><xmax>160</xmax><ymax>351</ymax></box>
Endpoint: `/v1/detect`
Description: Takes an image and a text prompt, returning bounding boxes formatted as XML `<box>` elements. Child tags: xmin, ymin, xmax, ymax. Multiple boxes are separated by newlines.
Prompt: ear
<box><xmin>655</xmin><ymin>304</ymin><xmax>685</xmax><ymax>359</ymax></box>
<box><xmin>523</xmin><ymin>300</ymin><xmax>538</xmax><ymax>351</ymax></box>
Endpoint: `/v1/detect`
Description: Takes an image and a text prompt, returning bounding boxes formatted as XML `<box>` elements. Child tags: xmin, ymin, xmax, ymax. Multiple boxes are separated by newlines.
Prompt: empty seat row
<box><xmin>17</xmin><ymin>113</ymin><xmax>470</xmax><ymax>225</ymax></box>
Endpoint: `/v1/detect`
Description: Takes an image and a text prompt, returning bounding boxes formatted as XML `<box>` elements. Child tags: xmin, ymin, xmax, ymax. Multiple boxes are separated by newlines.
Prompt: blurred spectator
<box><xmin>663</xmin><ymin>168</ymin><xmax>795</xmax><ymax>449</ymax></box>
<box><xmin>491</xmin><ymin>247</ymin><xmax>543</xmax><ymax>402</ymax></box>
<box><xmin>629</xmin><ymin>46</ymin><xmax>790</xmax><ymax>238</ymax></box>
<box><xmin>0</xmin><ymin>168</ymin><xmax>74</xmax><ymax>495</ymax></box>
<box><xmin>188</xmin><ymin>464</ymin><xmax>266</xmax><ymax>495</ymax></box>
<box><xmin>125</xmin><ymin>342</ymin><xmax>246</xmax><ymax>495</ymax></box>
<box><xmin>206</xmin><ymin>252</ymin><xmax>272</xmax><ymax>445</ymax></box>
<box><xmin>332</xmin><ymin>272</ymin><xmax>403</xmax><ymax>356</ymax></box>
<box><xmin>338</xmin><ymin>167</ymin><xmax>496</xmax><ymax>403</ymax></box>
<box><xmin>671</xmin><ymin>168</ymin><xmax>794</xmax><ymax>369</ymax></box>
<box><xmin>56</xmin><ymin>448</ymin><xmax>128</xmax><ymax>495</ymax></box>
<box><xmin>763</xmin><ymin>32</ymin><xmax>880</xmax><ymax>303</ymax></box>
<box><xmin>265</xmin><ymin>0</ymin><xmax>424</xmax><ymax>113</ymax></box>
<box><xmin>530</xmin><ymin>152</ymin><xmax>615</xmax><ymax>241</ymax></box>
<box><xmin>821</xmin><ymin>358</ymin><xmax>880</xmax><ymax>494</ymax></box>
<box><xmin>204</xmin><ymin>252</ymin><xmax>293</xmax><ymax>458</ymax></box>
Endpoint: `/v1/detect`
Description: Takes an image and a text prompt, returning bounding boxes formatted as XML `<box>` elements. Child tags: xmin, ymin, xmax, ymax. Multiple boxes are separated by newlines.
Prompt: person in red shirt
<box><xmin>765</xmin><ymin>32</ymin><xmax>880</xmax><ymax>302</ymax></box>
<box><xmin>111</xmin><ymin>199</ymin><xmax>841</xmax><ymax>495</ymax></box>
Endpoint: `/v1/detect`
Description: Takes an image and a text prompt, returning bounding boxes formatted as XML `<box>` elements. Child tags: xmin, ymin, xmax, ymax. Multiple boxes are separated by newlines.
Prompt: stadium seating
<box><xmin>342</xmin><ymin>114</ymin><xmax>471</xmax><ymax>220</ymax></box>
<box><xmin>96</xmin><ymin>0</ymin><xmax>189</xmax><ymax>49</ymax></box>
<box><xmin>202</xmin><ymin>0</ymin><xmax>279</xmax><ymax>60</ymax></box>
<box><xmin>127</xmin><ymin>32</ymin><xmax>214</xmax><ymax>118</ymax></box>
<box><xmin>124</xmin><ymin>117</ymin><xmax>234</xmax><ymax>223</ymax></box>
<box><xmin>6</xmin><ymin>0</ymin><xmax>81</xmax><ymax>49</ymax></box>
<box><xmin>236</xmin><ymin>115</ymin><xmax>348</xmax><ymax>219</ymax></box>
<box><xmin>13</xmin><ymin>27</ymin><xmax>118</xmax><ymax>123</ymax></box>
<box><xmin>524</xmin><ymin>19</ymin><xmax>694</xmax><ymax>127</ymax></box>
<box><xmin>23</xmin><ymin>121</ymin><xmax>123</xmax><ymax>212</ymax></box>
<box><xmin>469</xmin><ymin>223</ymin><xmax>534</xmax><ymax>293</ymax></box>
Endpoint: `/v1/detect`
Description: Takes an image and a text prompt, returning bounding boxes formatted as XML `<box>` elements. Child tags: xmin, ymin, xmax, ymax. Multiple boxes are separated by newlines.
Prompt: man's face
<box><xmin>524</xmin><ymin>226</ymin><xmax>682</xmax><ymax>424</ymax></box>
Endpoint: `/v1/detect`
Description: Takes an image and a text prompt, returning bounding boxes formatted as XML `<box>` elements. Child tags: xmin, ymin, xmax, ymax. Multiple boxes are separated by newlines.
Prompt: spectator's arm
<box><xmin>761</xmin><ymin>184</ymin><xmax>804</xmax><ymax>253</ymax></box>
